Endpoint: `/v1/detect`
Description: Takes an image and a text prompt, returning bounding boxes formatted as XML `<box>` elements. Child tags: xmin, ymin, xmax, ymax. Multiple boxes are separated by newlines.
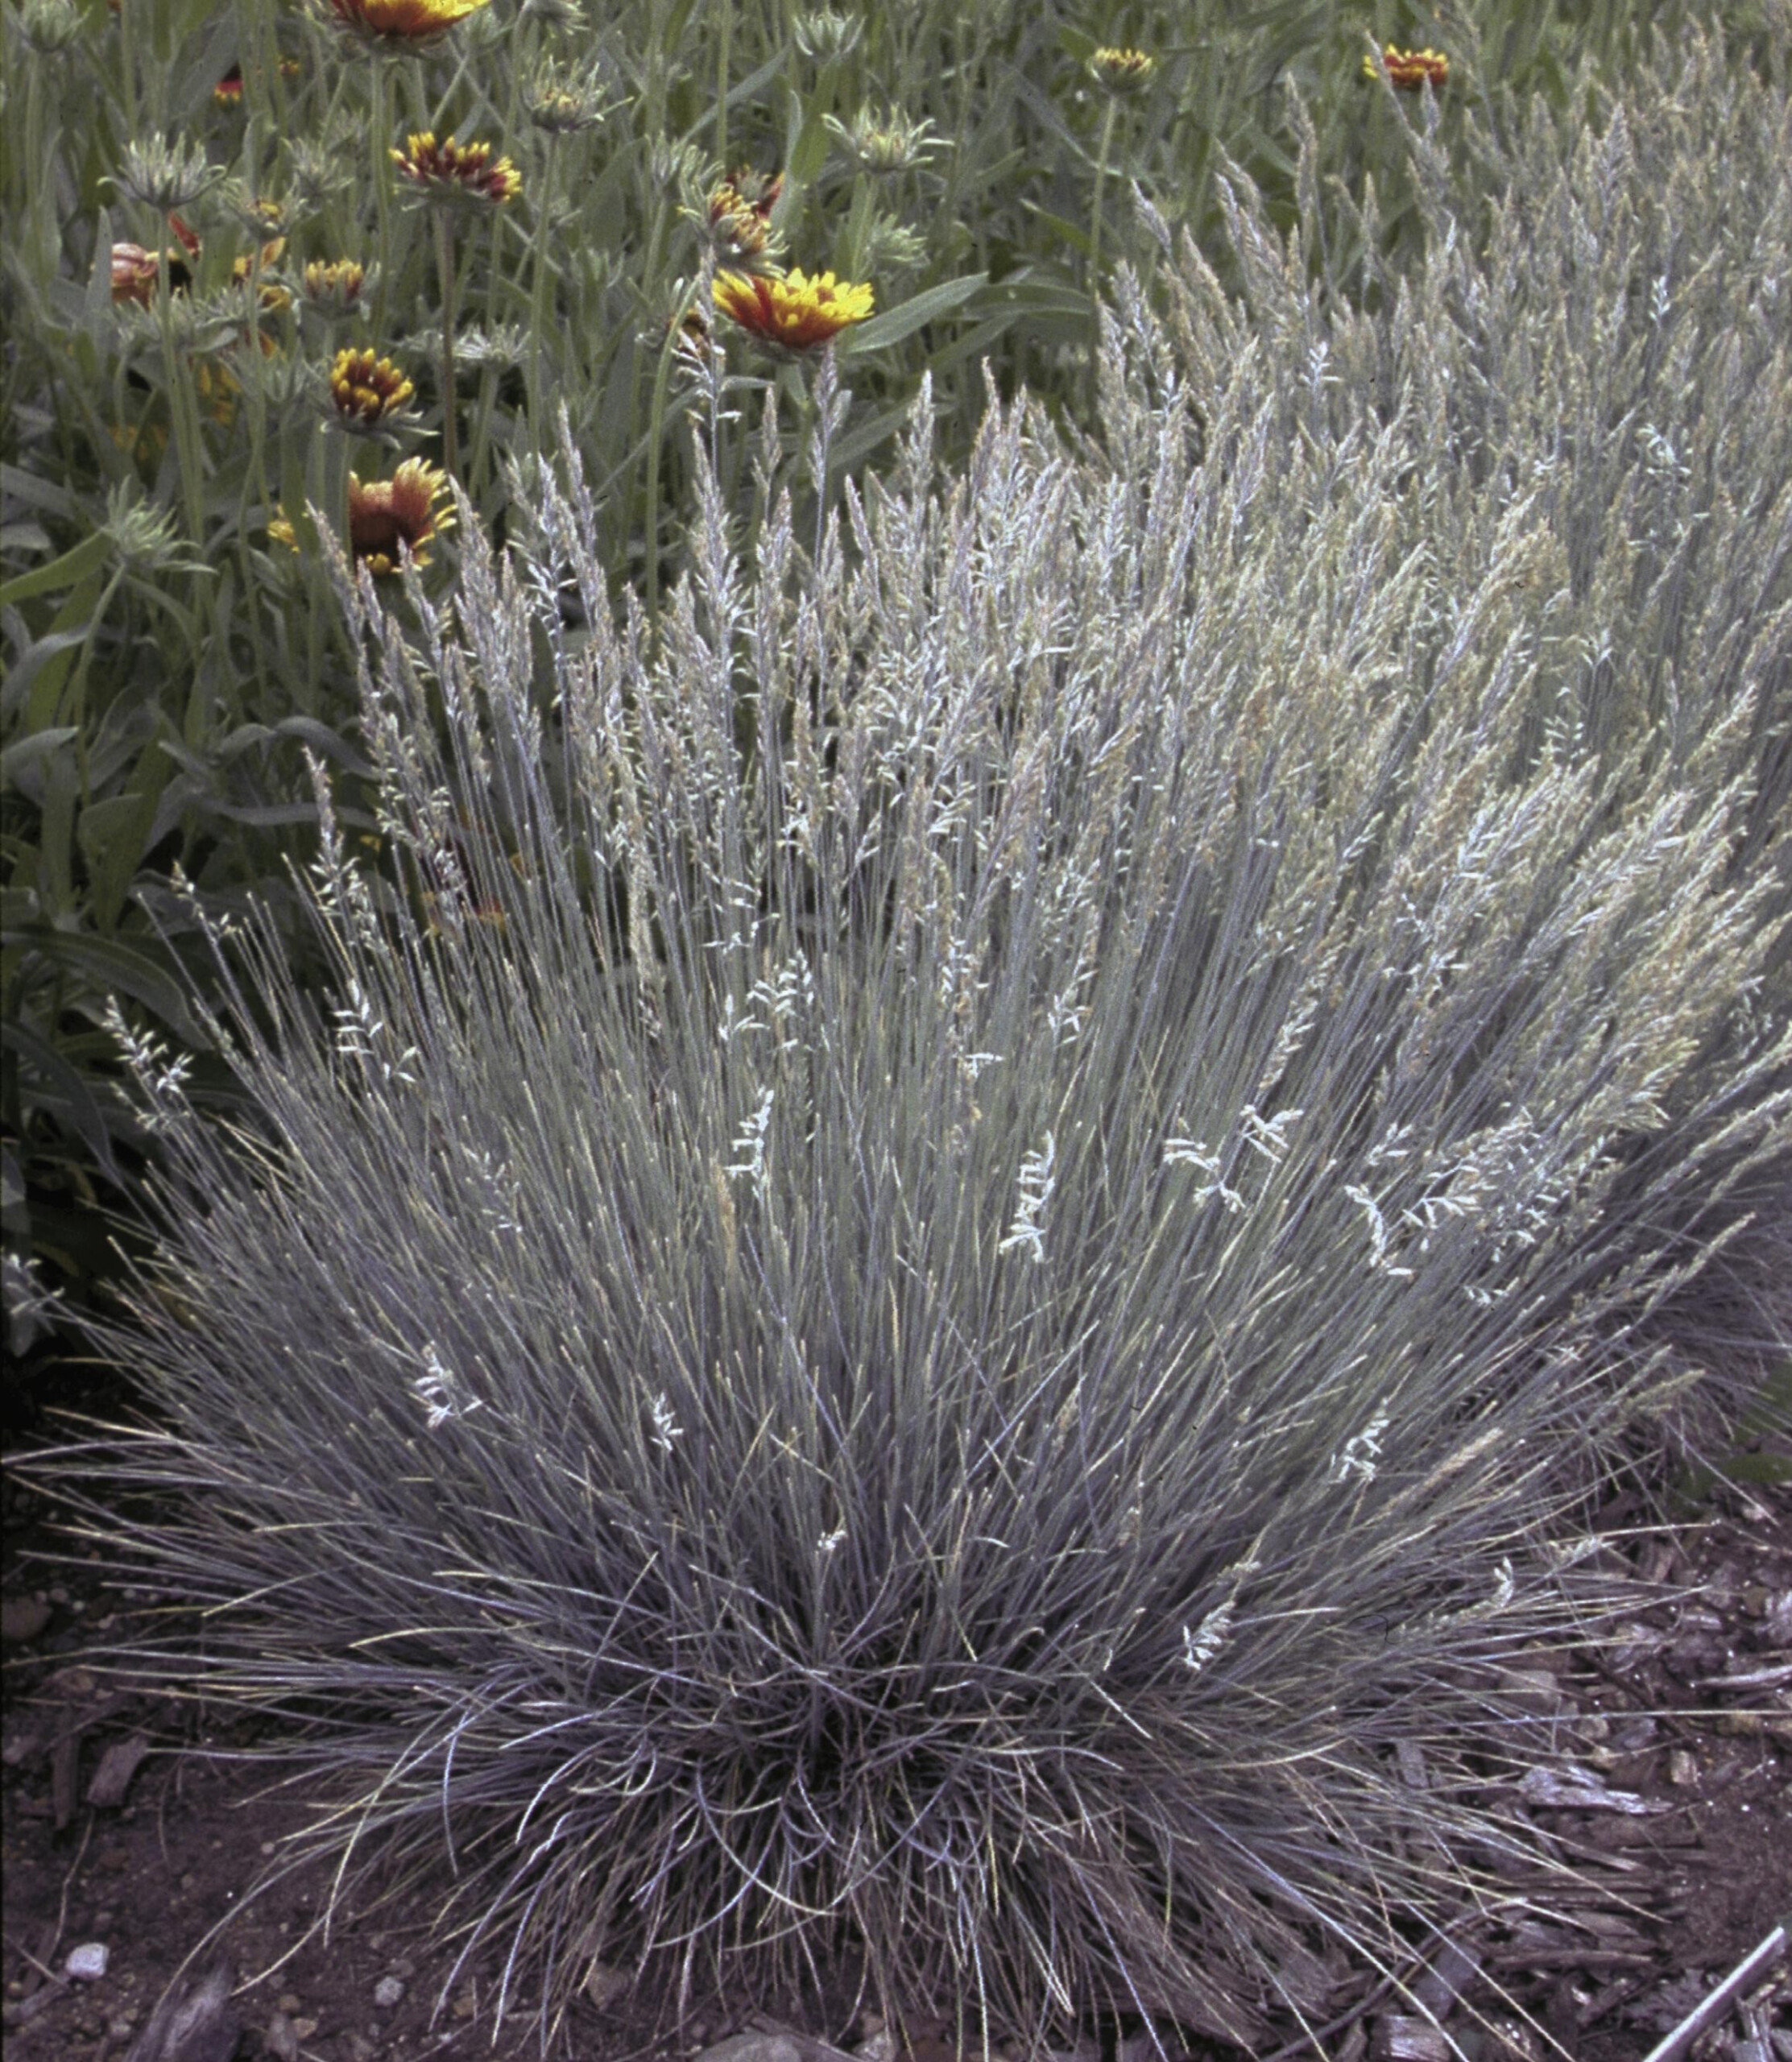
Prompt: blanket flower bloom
<box><xmin>111</xmin><ymin>242</ymin><xmax>168</xmax><ymax>305</ymax></box>
<box><xmin>712</xmin><ymin>267</ymin><xmax>873</xmax><ymax>352</ymax></box>
<box><xmin>391</xmin><ymin>131</ymin><xmax>523</xmax><ymax>205</ymax></box>
<box><xmin>329</xmin><ymin>346</ymin><xmax>416</xmax><ymax>429</ymax></box>
<box><xmin>267</xmin><ymin>459</ymin><xmax>453</xmax><ymax>573</ymax></box>
<box><xmin>303</xmin><ymin>259</ymin><xmax>369</xmax><ymax>317</ymax></box>
<box><xmin>349</xmin><ymin>459</ymin><xmax>454</xmax><ymax>573</ymax></box>
<box><xmin>1089</xmin><ymin>48</ymin><xmax>1157</xmax><ymax>95</ymax></box>
<box><xmin>705</xmin><ymin>181</ymin><xmax>780</xmax><ymax>265</ymax></box>
<box><xmin>1364</xmin><ymin>45</ymin><xmax>1449</xmax><ymax>89</ymax></box>
<box><xmin>325</xmin><ymin>0</ymin><xmax>489</xmax><ymax>42</ymax></box>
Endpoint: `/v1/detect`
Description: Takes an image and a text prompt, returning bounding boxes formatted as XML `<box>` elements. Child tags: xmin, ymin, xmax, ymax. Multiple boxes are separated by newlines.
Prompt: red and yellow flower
<box><xmin>704</xmin><ymin>184</ymin><xmax>773</xmax><ymax>265</ymax></box>
<box><xmin>110</xmin><ymin>214</ymin><xmax>283</xmax><ymax>311</ymax></box>
<box><xmin>391</xmin><ymin>131</ymin><xmax>522</xmax><ymax>205</ymax></box>
<box><xmin>1364</xmin><ymin>45</ymin><xmax>1449</xmax><ymax>89</ymax></box>
<box><xmin>1089</xmin><ymin>48</ymin><xmax>1157</xmax><ymax>96</ymax></box>
<box><xmin>329</xmin><ymin>346</ymin><xmax>416</xmax><ymax>429</ymax></box>
<box><xmin>303</xmin><ymin>259</ymin><xmax>369</xmax><ymax>317</ymax></box>
<box><xmin>712</xmin><ymin>267</ymin><xmax>873</xmax><ymax>353</ymax></box>
<box><xmin>325</xmin><ymin>0</ymin><xmax>490</xmax><ymax>42</ymax></box>
<box><xmin>214</xmin><ymin>56</ymin><xmax>301</xmax><ymax>101</ymax></box>
<box><xmin>267</xmin><ymin>458</ymin><xmax>453</xmax><ymax>573</ymax></box>
<box><xmin>111</xmin><ymin>242</ymin><xmax>170</xmax><ymax>305</ymax></box>
<box><xmin>348</xmin><ymin>458</ymin><xmax>454</xmax><ymax>573</ymax></box>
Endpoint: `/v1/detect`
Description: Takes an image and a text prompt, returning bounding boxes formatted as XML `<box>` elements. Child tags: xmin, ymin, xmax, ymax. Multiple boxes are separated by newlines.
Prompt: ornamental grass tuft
<box><xmin>48</xmin><ymin>25</ymin><xmax>1790</xmax><ymax>2057</ymax></box>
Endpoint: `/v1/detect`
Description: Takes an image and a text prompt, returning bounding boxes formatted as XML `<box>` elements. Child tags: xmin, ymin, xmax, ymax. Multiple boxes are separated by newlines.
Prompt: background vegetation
<box><xmin>6</xmin><ymin>0</ymin><xmax>1786</xmax><ymax>1405</ymax></box>
<box><xmin>6</xmin><ymin>0</ymin><xmax>1789</xmax><ymax>2045</ymax></box>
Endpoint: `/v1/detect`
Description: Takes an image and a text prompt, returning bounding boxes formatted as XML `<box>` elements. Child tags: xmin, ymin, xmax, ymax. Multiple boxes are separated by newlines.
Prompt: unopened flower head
<box><xmin>1364</xmin><ymin>45</ymin><xmax>1449</xmax><ymax>89</ymax></box>
<box><xmin>1089</xmin><ymin>48</ymin><xmax>1157</xmax><ymax>96</ymax></box>
<box><xmin>826</xmin><ymin>105</ymin><xmax>943</xmax><ymax>175</ymax></box>
<box><xmin>284</xmin><ymin>135</ymin><xmax>354</xmax><ymax>214</ymax></box>
<box><xmin>725</xmin><ymin>164</ymin><xmax>784</xmax><ymax>216</ymax></box>
<box><xmin>325</xmin><ymin>0</ymin><xmax>490</xmax><ymax>43</ymax></box>
<box><xmin>329</xmin><ymin>346</ymin><xmax>416</xmax><ymax>430</ymax></box>
<box><xmin>713</xmin><ymin>267</ymin><xmax>873</xmax><ymax>353</ymax></box>
<box><xmin>102</xmin><ymin>482</ymin><xmax>209</xmax><ymax>578</ymax></box>
<box><xmin>115</xmin><ymin>136</ymin><xmax>224</xmax><ymax>213</ymax></box>
<box><xmin>648</xmin><ymin>137</ymin><xmax>714</xmax><ymax>200</ymax></box>
<box><xmin>702</xmin><ymin>180</ymin><xmax>783</xmax><ymax>267</ymax></box>
<box><xmin>525</xmin><ymin>58</ymin><xmax>613</xmax><ymax>134</ymax></box>
<box><xmin>454</xmin><ymin>322</ymin><xmax>531</xmax><ymax>371</ymax></box>
<box><xmin>863</xmin><ymin>216</ymin><xmax>927</xmax><ymax>273</ymax></box>
<box><xmin>660</xmin><ymin>306</ymin><xmax>723</xmax><ymax>378</ymax></box>
<box><xmin>302</xmin><ymin>258</ymin><xmax>370</xmax><ymax>318</ymax></box>
<box><xmin>223</xmin><ymin>189</ymin><xmax>288</xmax><ymax>246</ymax></box>
<box><xmin>391</xmin><ymin>131</ymin><xmax>523</xmax><ymax>206</ymax></box>
<box><xmin>348</xmin><ymin>458</ymin><xmax>454</xmax><ymax>573</ymax></box>
<box><xmin>20</xmin><ymin>0</ymin><xmax>83</xmax><ymax>52</ymax></box>
<box><xmin>793</xmin><ymin>6</ymin><xmax>860</xmax><ymax>61</ymax></box>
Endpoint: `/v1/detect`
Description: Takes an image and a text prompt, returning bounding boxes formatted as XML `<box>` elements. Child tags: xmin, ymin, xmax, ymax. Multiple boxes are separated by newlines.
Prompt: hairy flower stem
<box><xmin>152</xmin><ymin>247</ymin><xmax>206</xmax><ymax>556</ymax></box>
<box><xmin>527</xmin><ymin>136</ymin><xmax>559</xmax><ymax>458</ymax></box>
<box><xmin>321</xmin><ymin>429</ymin><xmax>350</xmax><ymax>572</ymax></box>
<box><xmin>1087</xmin><ymin>93</ymin><xmax>1119</xmax><ymax>411</ymax></box>
<box><xmin>370</xmin><ymin>62</ymin><xmax>395</xmax><ymax>340</ymax></box>
<box><xmin>436</xmin><ymin>210</ymin><xmax>461</xmax><ymax>480</ymax></box>
<box><xmin>714</xmin><ymin>0</ymin><xmax>730</xmax><ymax>168</ymax></box>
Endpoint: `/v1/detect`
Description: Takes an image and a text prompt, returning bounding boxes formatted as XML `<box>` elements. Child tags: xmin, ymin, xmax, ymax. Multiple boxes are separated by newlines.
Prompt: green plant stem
<box><xmin>528</xmin><ymin>137</ymin><xmax>560</xmax><ymax>457</ymax></box>
<box><xmin>466</xmin><ymin>365</ymin><xmax>500</xmax><ymax>496</ymax></box>
<box><xmin>153</xmin><ymin>251</ymin><xmax>206</xmax><ymax>553</ymax></box>
<box><xmin>436</xmin><ymin>210</ymin><xmax>461</xmax><ymax>480</ymax></box>
<box><xmin>1088</xmin><ymin>93</ymin><xmax>1119</xmax><ymax>411</ymax></box>
<box><xmin>715</xmin><ymin>0</ymin><xmax>732</xmax><ymax>168</ymax></box>
<box><xmin>370</xmin><ymin>61</ymin><xmax>395</xmax><ymax>340</ymax></box>
<box><xmin>319</xmin><ymin>427</ymin><xmax>350</xmax><ymax>566</ymax></box>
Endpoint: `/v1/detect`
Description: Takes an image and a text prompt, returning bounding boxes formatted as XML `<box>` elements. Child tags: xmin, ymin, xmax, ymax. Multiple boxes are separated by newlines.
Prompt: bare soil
<box><xmin>4</xmin><ymin>1461</ymin><xmax>1788</xmax><ymax>2062</ymax></box>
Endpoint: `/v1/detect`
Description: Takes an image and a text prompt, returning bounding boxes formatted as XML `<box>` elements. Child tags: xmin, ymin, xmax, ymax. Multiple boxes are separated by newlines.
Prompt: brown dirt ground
<box><xmin>3</xmin><ymin>1461</ymin><xmax>1788</xmax><ymax>2062</ymax></box>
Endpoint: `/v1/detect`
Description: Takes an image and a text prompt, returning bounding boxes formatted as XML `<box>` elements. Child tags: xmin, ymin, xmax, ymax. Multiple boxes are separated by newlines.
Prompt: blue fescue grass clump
<box><xmin>51</xmin><ymin>28</ymin><xmax>1790</xmax><ymax>2057</ymax></box>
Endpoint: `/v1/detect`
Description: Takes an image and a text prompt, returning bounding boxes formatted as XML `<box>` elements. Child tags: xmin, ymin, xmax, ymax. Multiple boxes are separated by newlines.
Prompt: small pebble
<box><xmin>66</xmin><ymin>1941</ymin><xmax>110</xmax><ymax>1981</ymax></box>
<box><xmin>0</xmin><ymin>1596</ymin><xmax>52</xmax><ymax>1644</ymax></box>
<box><xmin>374</xmin><ymin>1975</ymin><xmax>406</xmax><ymax>2008</ymax></box>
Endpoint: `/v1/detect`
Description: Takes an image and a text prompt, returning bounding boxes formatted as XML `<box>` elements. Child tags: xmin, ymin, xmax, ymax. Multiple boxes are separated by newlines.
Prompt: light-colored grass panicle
<box><xmin>56</xmin><ymin>25</ymin><xmax>1790</xmax><ymax>2059</ymax></box>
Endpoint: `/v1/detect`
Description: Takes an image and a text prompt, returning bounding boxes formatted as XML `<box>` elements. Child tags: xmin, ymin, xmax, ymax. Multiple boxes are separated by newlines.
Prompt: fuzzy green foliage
<box><xmin>48</xmin><ymin>26</ymin><xmax>1790</xmax><ymax>2052</ymax></box>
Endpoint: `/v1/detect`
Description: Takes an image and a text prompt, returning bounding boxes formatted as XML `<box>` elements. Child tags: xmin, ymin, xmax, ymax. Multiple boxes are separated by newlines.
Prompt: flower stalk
<box><xmin>436</xmin><ymin>209</ymin><xmax>461</xmax><ymax>478</ymax></box>
<box><xmin>1087</xmin><ymin>90</ymin><xmax>1119</xmax><ymax>408</ymax></box>
<box><xmin>527</xmin><ymin>136</ymin><xmax>558</xmax><ymax>453</ymax></box>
